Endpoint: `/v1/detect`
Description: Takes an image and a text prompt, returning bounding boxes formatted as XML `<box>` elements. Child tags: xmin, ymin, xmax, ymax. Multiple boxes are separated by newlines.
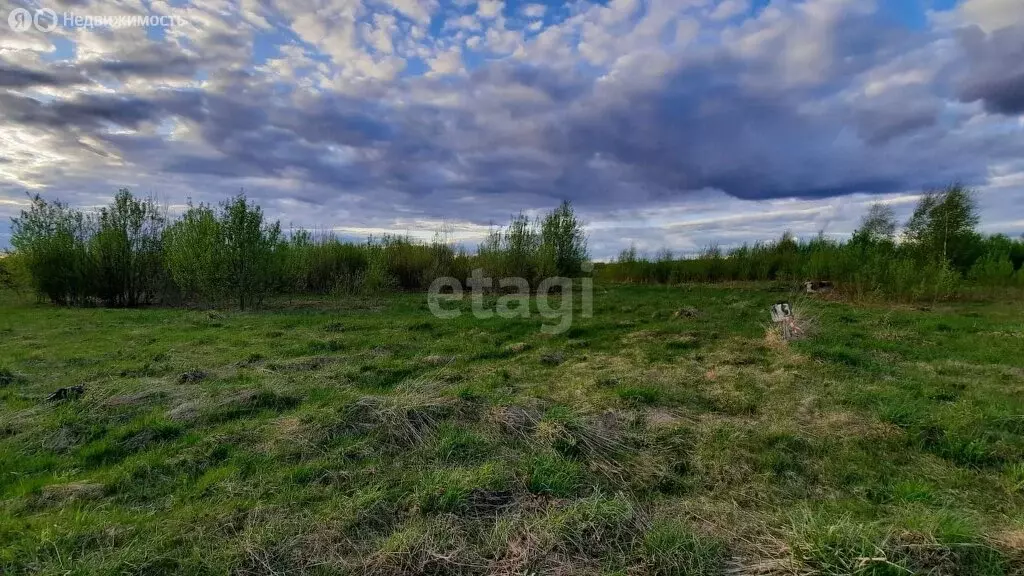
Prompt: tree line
<box><xmin>598</xmin><ymin>184</ymin><xmax>1024</xmax><ymax>300</ymax></box>
<box><xmin>3</xmin><ymin>184</ymin><xmax>1020</xmax><ymax>307</ymax></box>
<box><xmin>2</xmin><ymin>190</ymin><xmax>588</xmax><ymax>309</ymax></box>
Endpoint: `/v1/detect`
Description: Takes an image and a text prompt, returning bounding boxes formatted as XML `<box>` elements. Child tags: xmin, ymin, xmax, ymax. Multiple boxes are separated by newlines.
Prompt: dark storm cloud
<box><xmin>469</xmin><ymin>61</ymin><xmax>590</xmax><ymax>104</ymax></box>
<box><xmin>0</xmin><ymin>91</ymin><xmax>204</xmax><ymax>131</ymax></box>
<box><xmin>94</xmin><ymin>54</ymin><xmax>198</xmax><ymax>79</ymax></box>
<box><xmin>2</xmin><ymin>0</ymin><xmax>1022</xmax><ymax>233</ymax></box>
<box><xmin>524</xmin><ymin>56</ymin><xmax>974</xmax><ymax>201</ymax></box>
<box><xmin>110</xmin><ymin>43</ymin><xmax>1010</xmax><ymax>213</ymax></box>
<box><xmin>956</xmin><ymin>24</ymin><xmax>1024</xmax><ymax>115</ymax></box>
<box><xmin>150</xmin><ymin>12</ymin><xmax>996</xmax><ymax>209</ymax></box>
<box><xmin>271</xmin><ymin>95</ymin><xmax>396</xmax><ymax>145</ymax></box>
<box><xmin>0</xmin><ymin>50</ymin><xmax>197</xmax><ymax>89</ymax></box>
<box><xmin>0</xmin><ymin>93</ymin><xmax>160</xmax><ymax>129</ymax></box>
<box><xmin>0</xmin><ymin>63</ymin><xmax>87</xmax><ymax>88</ymax></box>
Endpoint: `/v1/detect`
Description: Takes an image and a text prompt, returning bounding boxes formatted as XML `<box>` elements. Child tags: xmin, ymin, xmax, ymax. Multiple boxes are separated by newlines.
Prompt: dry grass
<box><xmin>2</xmin><ymin>285</ymin><xmax>1022</xmax><ymax>574</ymax></box>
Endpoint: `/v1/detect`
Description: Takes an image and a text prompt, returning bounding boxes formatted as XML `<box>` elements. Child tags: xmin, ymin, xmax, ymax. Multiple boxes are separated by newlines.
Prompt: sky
<box><xmin>1</xmin><ymin>0</ymin><xmax>1022</xmax><ymax>260</ymax></box>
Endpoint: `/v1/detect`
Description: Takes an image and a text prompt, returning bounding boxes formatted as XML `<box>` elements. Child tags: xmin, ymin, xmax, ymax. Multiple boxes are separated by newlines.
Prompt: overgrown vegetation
<box><xmin>600</xmin><ymin>184</ymin><xmax>1024</xmax><ymax>301</ymax></box>
<box><xmin>8</xmin><ymin>183</ymin><xmax>1021</xmax><ymax>307</ymax></box>
<box><xmin>1</xmin><ymin>284</ymin><xmax>1021</xmax><ymax>574</ymax></box>
<box><xmin>10</xmin><ymin>192</ymin><xmax>588</xmax><ymax>309</ymax></box>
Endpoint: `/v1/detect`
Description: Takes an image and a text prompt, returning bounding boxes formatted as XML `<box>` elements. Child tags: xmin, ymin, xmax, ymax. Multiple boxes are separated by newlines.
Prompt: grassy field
<box><xmin>1</xmin><ymin>284</ymin><xmax>1022</xmax><ymax>575</ymax></box>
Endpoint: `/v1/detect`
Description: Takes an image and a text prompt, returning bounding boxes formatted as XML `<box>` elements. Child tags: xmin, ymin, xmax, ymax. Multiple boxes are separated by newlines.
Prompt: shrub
<box><xmin>903</xmin><ymin>184</ymin><xmax>981</xmax><ymax>274</ymax></box>
<box><xmin>293</xmin><ymin>235</ymin><xmax>369</xmax><ymax>294</ymax></box>
<box><xmin>597</xmin><ymin>183</ymin><xmax>1019</xmax><ymax>302</ymax></box>
<box><xmin>10</xmin><ymin>195</ymin><xmax>94</xmax><ymax>305</ymax></box>
<box><xmin>476</xmin><ymin>202</ymin><xmax>590</xmax><ymax>287</ymax></box>
<box><xmin>219</xmin><ymin>194</ymin><xmax>282</xmax><ymax>310</ymax></box>
<box><xmin>968</xmin><ymin>253</ymin><xmax>1015</xmax><ymax>287</ymax></box>
<box><xmin>163</xmin><ymin>203</ymin><xmax>224</xmax><ymax>303</ymax></box>
<box><xmin>89</xmin><ymin>189</ymin><xmax>167</xmax><ymax>307</ymax></box>
<box><xmin>0</xmin><ymin>253</ymin><xmax>28</xmax><ymax>293</ymax></box>
<box><xmin>539</xmin><ymin>200</ymin><xmax>588</xmax><ymax>278</ymax></box>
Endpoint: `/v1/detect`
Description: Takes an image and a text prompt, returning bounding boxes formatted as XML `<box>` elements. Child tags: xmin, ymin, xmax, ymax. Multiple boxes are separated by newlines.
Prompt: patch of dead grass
<box><xmin>646</xmin><ymin>407</ymin><xmax>689</xmax><ymax>428</ymax></box>
<box><xmin>38</xmin><ymin>482</ymin><xmax>105</xmax><ymax>505</ymax></box>
<box><xmin>422</xmin><ymin>355</ymin><xmax>456</xmax><ymax>366</ymax></box>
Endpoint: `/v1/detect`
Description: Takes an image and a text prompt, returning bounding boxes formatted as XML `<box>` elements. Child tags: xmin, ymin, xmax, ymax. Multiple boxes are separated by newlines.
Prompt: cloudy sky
<box><xmin>1</xmin><ymin>0</ymin><xmax>1022</xmax><ymax>259</ymax></box>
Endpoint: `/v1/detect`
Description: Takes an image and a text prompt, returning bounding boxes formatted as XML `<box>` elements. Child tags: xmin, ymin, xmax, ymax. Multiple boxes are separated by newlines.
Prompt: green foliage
<box><xmin>904</xmin><ymin>183</ymin><xmax>981</xmax><ymax>273</ymax></box>
<box><xmin>854</xmin><ymin>202</ymin><xmax>898</xmax><ymax>243</ymax></box>
<box><xmin>477</xmin><ymin>201</ymin><xmax>590</xmax><ymax>286</ymax></box>
<box><xmin>219</xmin><ymin>195</ymin><xmax>282</xmax><ymax>310</ymax></box>
<box><xmin>601</xmin><ymin>184</ymin><xmax>1018</xmax><ymax>301</ymax></box>
<box><xmin>539</xmin><ymin>200</ymin><xmax>589</xmax><ymax>277</ymax></box>
<box><xmin>642</xmin><ymin>521</ymin><xmax>725</xmax><ymax>575</ymax></box>
<box><xmin>1</xmin><ymin>284</ymin><xmax>1023</xmax><ymax>573</ymax></box>
<box><xmin>11</xmin><ymin>195</ymin><xmax>95</xmax><ymax>305</ymax></box>
<box><xmin>163</xmin><ymin>202</ymin><xmax>223</xmax><ymax>303</ymax></box>
<box><xmin>280</xmin><ymin>232</ymin><xmax>369</xmax><ymax>294</ymax></box>
<box><xmin>0</xmin><ymin>259</ymin><xmax>11</xmax><ymax>291</ymax></box>
<box><xmin>89</xmin><ymin>189</ymin><xmax>167</xmax><ymax>307</ymax></box>
<box><xmin>13</xmin><ymin>183</ymin><xmax>1017</xmax><ymax>309</ymax></box>
<box><xmin>0</xmin><ymin>253</ymin><xmax>28</xmax><ymax>293</ymax></box>
<box><xmin>969</xmin><ymin>252</ymin><xmax>1016</xmax><ymax>286</ymax></box>
<box><xmin>478</xmin><ymin>212</ymin><xmax>542</xmax><ymax>283</ymax></box>
<box><xmin>8</xmin><ymin>192</ymin><xmax>593</xmax><ymax>308</ymax></box>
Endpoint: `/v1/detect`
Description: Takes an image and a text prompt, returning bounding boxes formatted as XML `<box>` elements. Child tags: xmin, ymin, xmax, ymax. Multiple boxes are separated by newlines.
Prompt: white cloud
<box><xmin>958</xmin><ymin>0</ymin><xmax>1024</xmax><ymax>32</ymax></box>
<box><xmin>447</xmin><ymin>14</ymin><xmax>481</xmax><ymax>30</ymax></box>
<box><xmin>382</xmin><ymin>0</ymin><xmax>437</xmax><ymax>24</ymax></box>
<box><xmin>2</xmin><ymin>0</ymin><xmax>1023</xmax><ymax>256</ymax></box>
<box><xmin>364</xmin><ymin>14</ymin><xmax>399</xmax><ymax>53</ymax></box>
<box><xmin>484</xmin><ymin>26</ymin><xmax>522</xmax><ymax>54</ymax></box>
<box><xmin>477</xmin><ymin>0</ymin><xmax>503</xmax><ymax>19</ymax></box>
<box><xmin>600</xmin><ymin>0</ymin><xmax>640</xmax><ymax>25</ymax></box>
<box><xmin>427</xmin><ymin>46</ymin><xmax>464</xmax><ymax>75</ymax></box>
<box><xmin>709</xmin><ymin>0</ymin><xmax>749</xmax><ymax>21</ymax></box>
<box><xmin>522</xmin><ymin>4</ymin><xmax>546</xmax><ymax>18</ymax></box>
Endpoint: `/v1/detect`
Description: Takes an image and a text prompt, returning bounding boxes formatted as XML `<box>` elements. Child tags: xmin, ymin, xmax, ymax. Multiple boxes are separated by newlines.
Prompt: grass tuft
<box><xmin>642</xmin><ymin>520</ymin><xmax>725</xmax><ymax>575</ymax></box>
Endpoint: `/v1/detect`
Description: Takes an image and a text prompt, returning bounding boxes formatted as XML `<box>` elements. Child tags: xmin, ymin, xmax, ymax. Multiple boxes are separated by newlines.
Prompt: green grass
<box><xmin>1</xmin><ymin>284</ymin><xmax>1023</xmax><ymax>574</ymax></box>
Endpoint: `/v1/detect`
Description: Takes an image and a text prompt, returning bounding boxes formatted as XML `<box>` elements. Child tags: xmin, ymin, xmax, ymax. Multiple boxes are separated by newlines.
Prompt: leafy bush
<box><xmin>968</xmin><ymin>253</ymin><xmax>1015</xmax><ymax>286</ymax></box>
<box><xmin>163</xmin><ymin>203</ymin><xmax>224</xmax><ymax>303</ymax></box>
<box><xmin>219</xmin><ymin>195</ymin><xmax>282</xmax><ymax>310</ymax></box>
<box><xmin>11</xmin><ymin>195</ymin><xmax>95</xmax><ymax>305</ymax></box>
<box><xmin>89</xmin><ymin>189</ymin><xmax>167</xmax><ymax>307</ymax></box>
<box><xmin>15</xmin><ymin>183</ymin><xmax>1017</xmax><ymax>307</ymax></box>
<box><xmin>476</xmin><ymin>201</ymin><xmax>589</xmax><ymax>287</ymax></box>
<box><xmin>599</xmin><ymin>185</ymin><xmax>1021</xmax><ymax>302</ymax></box>
<box><xmin>286</xmin><ymin>234</ymin><xmax>369</xmax><ymax>294</ymax></box>
<box><xmin>0</xmin><ymin>253</ymin><xmax>29</xmax><ymax>293</ymax></box>
<box><xmin>163</xmin><ymin>195</ymin><xmax>283</xmax><ymax>309</ymax></box>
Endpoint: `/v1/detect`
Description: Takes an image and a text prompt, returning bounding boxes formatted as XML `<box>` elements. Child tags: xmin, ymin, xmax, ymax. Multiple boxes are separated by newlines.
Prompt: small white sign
<box><xmin>770</xmin><ymin>302</ymin><xmax>793</xmax><ymax>323</ymax></box>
